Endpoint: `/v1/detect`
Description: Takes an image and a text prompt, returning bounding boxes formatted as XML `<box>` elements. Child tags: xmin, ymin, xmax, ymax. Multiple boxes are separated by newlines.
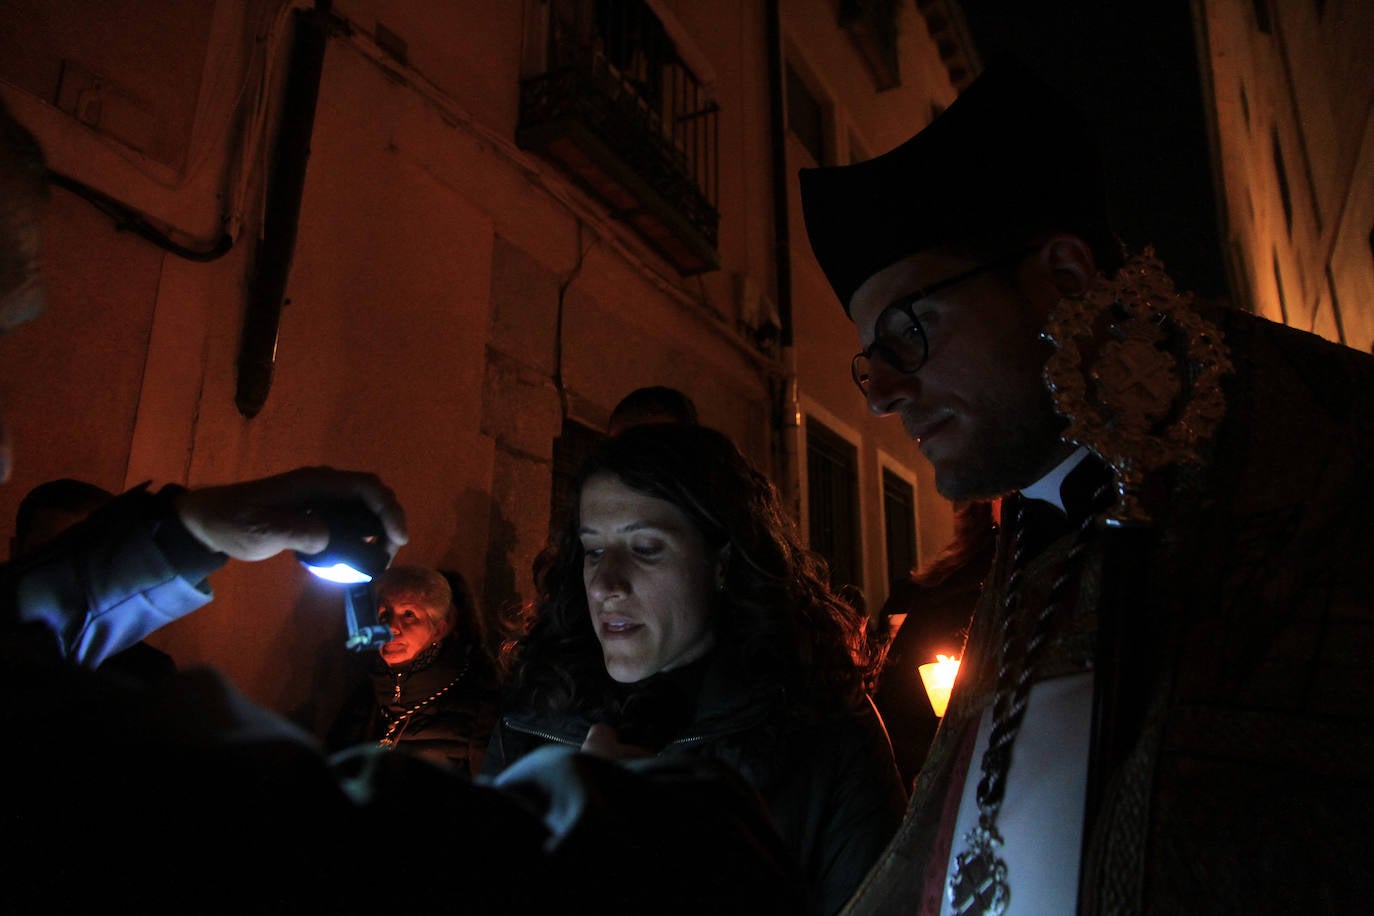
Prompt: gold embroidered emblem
<box><xmin>1042</xmin><ymin>248</ymin><xmax>1233</xmax><ymax>525</ymax></box>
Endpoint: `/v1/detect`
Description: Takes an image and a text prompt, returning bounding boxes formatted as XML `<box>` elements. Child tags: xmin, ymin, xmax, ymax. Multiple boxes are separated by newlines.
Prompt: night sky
<box><xmin>957</xmin><ymin>0</ymin><xmax>1227</xmax><ymax>299</ymax></box>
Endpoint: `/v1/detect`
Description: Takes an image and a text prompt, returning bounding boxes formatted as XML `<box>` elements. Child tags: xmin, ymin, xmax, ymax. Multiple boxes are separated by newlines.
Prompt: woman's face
<box><xmin>578</xmin><ymin>472</ymin><xmax>722</xmax><ymax>683</ymax></box>
<box><xmin>377</xmin><ymin>588</ymin><xmax>448</xmax><ymax>667</ymax></box>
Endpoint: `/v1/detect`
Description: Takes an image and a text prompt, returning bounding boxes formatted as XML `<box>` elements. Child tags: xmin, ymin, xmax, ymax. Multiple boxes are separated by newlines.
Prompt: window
<box><xmin>1272</xmin><ymin>130</ymin><xmax>1292</xmax><ymax>235</ymax></box>
<box><xmin>594</xmin><ymin>0</ymin><xmax>671</xmax><ymax>111</ymax></box>
<box><xmin>838</xmin><ymin>0</ymin><xmax>901</xmax><ymax>90</ymax></box>
<box><xmin>1326</xmin><ymin>265</ymin><xmax>1348</xmax><ymax>346</ymax></box>
<box><xmin>786</xmin><ymin>62</ymin><xmax>826</xmax><ymax>165</ymax></box>
<box><xmin>1272</xmin><ymin>250</ymin><xmax>1289</xmax><ymax>325</ymax></box>
<box><xmin>849</xmin><ymin>130</ymin><xmax>870</xmax><ymax>164</ymax></box>
<box><xmin>806</xmin><ymin>419</ymin><xmax>860</xmax><ymax>590</ymax></box>
<box><xmin>882</xmin><ymin>469</ymin><xmax>917</xmax><ymax>586</ymax></box>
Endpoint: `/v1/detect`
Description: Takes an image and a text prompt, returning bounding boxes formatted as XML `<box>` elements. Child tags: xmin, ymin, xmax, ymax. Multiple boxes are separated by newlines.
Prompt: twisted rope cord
<box><xmin>951</xmin><ymin>482</ymin><xmax>1109</xmax><ymax>915</ymax></box>
<box><xmin>977</xmin><ymin>491</ymin><xmax>1101</xmax><ymax>811</ymax></box>
<box><xmin>379</xmin><ymin>653</ymin><xmax>471</xmax><ymax>748</ymax></box>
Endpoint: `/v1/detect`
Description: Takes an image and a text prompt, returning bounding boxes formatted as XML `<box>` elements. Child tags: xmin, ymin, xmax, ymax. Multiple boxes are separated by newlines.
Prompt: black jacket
<box><xmin>485</xmin><ymin>655</ymin><xmax>908</xmax><ymax>915</ymax></box>
<box><xmin>328</xmin><ymin>636</ymin><xmax>502</xmax><ymax>779</ymax></box>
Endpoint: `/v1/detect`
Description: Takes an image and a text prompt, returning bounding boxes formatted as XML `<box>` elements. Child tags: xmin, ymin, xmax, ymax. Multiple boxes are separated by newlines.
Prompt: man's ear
<box><xmin>1039</xmin><ymin>234</ymin><xmax>1096</xmax><ymax>297</ymax></box>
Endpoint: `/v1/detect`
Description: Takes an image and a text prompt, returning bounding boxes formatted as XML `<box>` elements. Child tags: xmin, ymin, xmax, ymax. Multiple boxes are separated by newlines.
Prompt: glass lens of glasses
<box><xmin>871</xmin><ymin>307</ymin><xmax>927</xmax><ymax>370</ymax></box>
<box><xmin>873</xmin><ymin>306</ymin><xmax>926</xmax><ymax>360</ymax></box>
<box><xmin>853</xmin><ymin>321</ymin><xmax>927</xmax><ymax>392</ymax></box>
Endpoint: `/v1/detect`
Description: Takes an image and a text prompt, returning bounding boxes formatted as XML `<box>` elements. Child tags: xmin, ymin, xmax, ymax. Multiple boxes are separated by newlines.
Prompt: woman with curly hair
<box><xmin>484</xmin><ymin>423</ymin><xmax>907</xmax><ymax>915</ymax></box>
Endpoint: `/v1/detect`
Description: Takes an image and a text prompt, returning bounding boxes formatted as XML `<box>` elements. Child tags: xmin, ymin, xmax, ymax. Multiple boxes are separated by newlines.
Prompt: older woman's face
<box><xmin>377</xmin><ymin>588</ymin><xmax>448</xmax><ymax>667</ymax></box>
<box><xmin>579</xmin><ymin>472</ymin><xmax>721</xmax><ymax>683</ymax></box>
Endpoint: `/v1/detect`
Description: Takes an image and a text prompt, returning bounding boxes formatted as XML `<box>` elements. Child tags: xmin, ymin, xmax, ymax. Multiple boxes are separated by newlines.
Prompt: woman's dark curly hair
<box><xmin>499</xmin><ymin>423</ymin><xmax>881</xmax><ymax>719</ymax></box>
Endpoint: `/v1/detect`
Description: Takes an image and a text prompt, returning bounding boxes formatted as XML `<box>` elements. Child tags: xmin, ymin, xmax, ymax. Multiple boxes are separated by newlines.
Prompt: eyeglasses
<box><xmin>850</xmin><ymin>251</ymin><xmax>1032</xmax><ymax>396</ymax></box>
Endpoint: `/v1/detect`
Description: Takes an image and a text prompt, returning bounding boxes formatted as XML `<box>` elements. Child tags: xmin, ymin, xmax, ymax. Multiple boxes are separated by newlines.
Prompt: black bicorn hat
<box><xmin>798</xmin><ymin>56</ymin><xmax>1113</xmax><ymax>313</ymax></box>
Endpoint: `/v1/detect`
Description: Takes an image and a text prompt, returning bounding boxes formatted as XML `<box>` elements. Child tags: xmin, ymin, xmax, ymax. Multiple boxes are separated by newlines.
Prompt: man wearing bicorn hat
<box><xmin>801</xmin><ymin>58</ymin><xmax>1374</xmax><ymax>914</ymax></box>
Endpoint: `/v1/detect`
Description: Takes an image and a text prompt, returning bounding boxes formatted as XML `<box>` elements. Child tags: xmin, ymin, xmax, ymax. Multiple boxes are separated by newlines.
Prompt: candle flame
<box><xmin>918</xmin><ymin>654</ymin><xmax>961</xmax><ymax>717</ymax></box>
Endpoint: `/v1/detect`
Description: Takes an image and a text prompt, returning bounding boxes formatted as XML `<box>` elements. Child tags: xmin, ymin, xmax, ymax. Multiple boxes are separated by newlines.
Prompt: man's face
<box><xmin>847</xmin><ymin>245</ymin><xmax>1072</xmax><ymax>499</ymax></box>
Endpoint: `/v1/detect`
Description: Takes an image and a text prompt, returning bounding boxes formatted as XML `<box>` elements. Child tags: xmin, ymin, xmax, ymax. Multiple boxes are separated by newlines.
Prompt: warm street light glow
<box><xmin>918</xmin><ymin>654</ymin><xmax>961</xmax><ymax>717</ymax></box>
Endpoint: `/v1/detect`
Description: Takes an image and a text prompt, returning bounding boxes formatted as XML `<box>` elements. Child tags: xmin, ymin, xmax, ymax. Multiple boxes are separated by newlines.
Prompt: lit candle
<box><xmin>918</xmin><ymin>654</ymin><xmax>961</xmax><ymax>717</ymax></box>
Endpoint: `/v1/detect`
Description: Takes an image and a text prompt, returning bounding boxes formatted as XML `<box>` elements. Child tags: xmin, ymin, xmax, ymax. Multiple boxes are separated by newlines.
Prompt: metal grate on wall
<box><xmin>806</xmin><ymin>419</ymin><xmax>860</xmax><ymax>592</ymax></box>
<box><xmin>882</xmin><ymin>468</ymin><xmax>917</xmax><ymax>588</ymax></box>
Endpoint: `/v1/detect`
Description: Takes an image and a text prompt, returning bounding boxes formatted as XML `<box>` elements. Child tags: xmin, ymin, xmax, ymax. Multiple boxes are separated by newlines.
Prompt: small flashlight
<box><xmin>294</xmin><ymin>500</ymin><xmax>392</xmax><ymax>652</ymax></box>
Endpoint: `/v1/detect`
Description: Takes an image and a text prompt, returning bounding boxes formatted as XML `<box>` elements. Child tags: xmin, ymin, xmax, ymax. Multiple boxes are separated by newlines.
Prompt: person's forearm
<box><xmin>11</xmin><ymin>484</ymin><xmax>226</xmax><ymax>666</ymax></box>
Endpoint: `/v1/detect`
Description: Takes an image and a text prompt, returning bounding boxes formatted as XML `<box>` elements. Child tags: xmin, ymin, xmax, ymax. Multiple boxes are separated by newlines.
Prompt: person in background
<box><xmin>485</xmin><ymin>422</ymin><xmax>908</xmax><ymax>915</ymax></box>
<box><xmin>872</xmin><ymin>499</ymin><xmax>996</xmax><ymax>790</ymax></box>
<box><xmin>327</xmin><ymin>564</ymin><xmax>500</xmax><ymax>778</ymax></box>
<box><xmin>799</xmin><ymin>56</ymin><xmax>1374</xmax><ymax>913</ymax></box>
<box><xmin>0</xmin><ymin>99</ymin><xmax>412</xmax><ymax>669</ymax></box>
<box><xmin>0</xmin><ymin>93</ymin><xmax>812</xmax><ymax>914</ymax></box>
<box><xmin>11</xmin><ymin>477</ymin><xmax>113</xmax><ymax>557</ymax></box>
<box><xmin>606</xmin><ymin>384</ymin><xmax>698</xmax><ymax>437</ymax></box>
<box><xmin>439</xmin><ymin>566</ymin><xmax>499</xmax><ymax>665</ymax></box>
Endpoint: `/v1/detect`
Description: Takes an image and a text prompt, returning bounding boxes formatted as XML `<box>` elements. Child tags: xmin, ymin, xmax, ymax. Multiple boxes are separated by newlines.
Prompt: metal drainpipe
<box><xmin>235</xmin><ymin>4</ymin><xmax>333</xmax><ymax>417</ymax></box>
<box><xmin>765</xmin><ymin>0</ymin><xmax>801</xmax><ymax>517</ymax></box>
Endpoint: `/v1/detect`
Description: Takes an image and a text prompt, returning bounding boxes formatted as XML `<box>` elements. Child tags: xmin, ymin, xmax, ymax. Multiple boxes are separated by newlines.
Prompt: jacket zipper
<box><xmin>502</xmin><ymin>717</ymin><xmax>757</xmax><ymax>753</ymax></box>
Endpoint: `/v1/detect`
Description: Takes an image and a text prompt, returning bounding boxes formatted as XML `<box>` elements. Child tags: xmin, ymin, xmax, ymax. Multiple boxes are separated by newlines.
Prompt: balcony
<box><xmin>839</xmin><ymin>0</ymin><xmax>901</xmax><ymax>91</ymax></box>
<box><xmin>517</xmin><ymin>0</ymin><xmax>720</xmax><ymax>275</ymax></box>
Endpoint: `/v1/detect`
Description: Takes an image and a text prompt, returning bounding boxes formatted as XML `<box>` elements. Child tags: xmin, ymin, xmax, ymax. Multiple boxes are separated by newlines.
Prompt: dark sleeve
<box><xmin>811</xmin><ymin>698</ymin><xmax>911</xmax><ymax>915</ymax></box>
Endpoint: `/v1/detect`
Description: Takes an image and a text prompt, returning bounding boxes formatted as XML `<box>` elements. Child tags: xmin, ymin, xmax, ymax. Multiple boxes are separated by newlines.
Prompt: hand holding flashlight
<box><xmin>292</xmin><ymin>499</ymin><xmax>394</xmax><ymax>652</ymax></box>
<box><xmin>173</xmin><ymin>466</ymin><xmax>408</xmax><ymax>562</ymax></box>
<box><xmin>173</xmin><ymin>467</ymin><xmax>406</xmax><ymax>654</ymax></box>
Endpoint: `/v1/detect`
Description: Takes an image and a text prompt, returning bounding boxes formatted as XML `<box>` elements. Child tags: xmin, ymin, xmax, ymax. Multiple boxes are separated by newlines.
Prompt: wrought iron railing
<box><xmin>519</xmin><ymin>0</ymin><xmax>720</xmax><ymax>270</ymax></box>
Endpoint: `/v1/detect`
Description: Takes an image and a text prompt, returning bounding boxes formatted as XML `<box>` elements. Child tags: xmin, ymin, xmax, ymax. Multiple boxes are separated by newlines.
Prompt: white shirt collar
<box><xmin>1019</xmin><ymin>446</ymin><xmax>1091</xmax><ymax>514</ymax></box>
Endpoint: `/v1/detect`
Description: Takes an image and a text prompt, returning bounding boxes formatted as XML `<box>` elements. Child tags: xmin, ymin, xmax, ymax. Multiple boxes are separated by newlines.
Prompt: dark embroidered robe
<box><xmin>844</xmin><ymin>307</ymin><xmax>1374</xmax><ymax>914</ymax></box>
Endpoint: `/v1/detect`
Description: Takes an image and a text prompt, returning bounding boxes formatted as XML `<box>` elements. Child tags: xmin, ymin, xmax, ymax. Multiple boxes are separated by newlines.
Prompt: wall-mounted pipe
<box><xmin>765</xmin><ymin>0</ymin><xmax>793</xmax><ymax>351</ymax></box>
<box><xmin>235</xmin><ymin>4</ymin><xmax>333</xmax><ymax>417</ymax></box>
<box><xmin>46</xmin><ymin>170</ymin><xmax>234</xmax><ymax>262</ymax></box>
<box><xmin>765</xmin><ymin>0</ymin><xmax>800</xmax><ymax>514</ymax></box>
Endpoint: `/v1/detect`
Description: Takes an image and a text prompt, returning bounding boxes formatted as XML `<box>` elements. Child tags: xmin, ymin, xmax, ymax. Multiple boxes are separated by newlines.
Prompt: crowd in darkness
<box><xmin>3</xmin><ymin>50</ymin><xmax>1372</xmax><ymax>915</ymax></box>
